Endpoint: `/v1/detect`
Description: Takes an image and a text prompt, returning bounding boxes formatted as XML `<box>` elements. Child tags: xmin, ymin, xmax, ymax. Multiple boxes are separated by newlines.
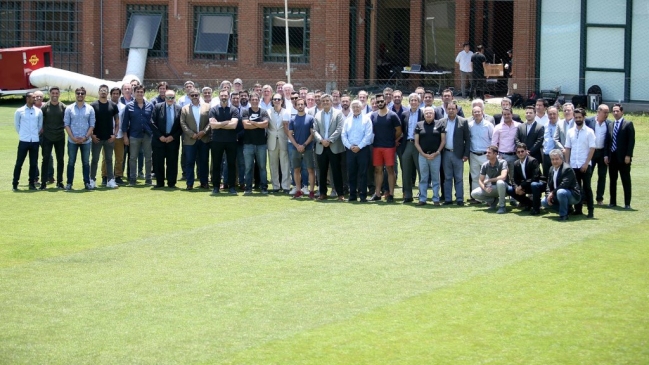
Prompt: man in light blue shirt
<box><xmin>12</xmin><ymin>92</ymin><xmax>43</xmax><ymax>191</ymax></box>
<box><xmin>468</xmin><ymin>106</ymin><xmax>494</xmax><ymax>194</ymax></box>
<box><xmin>542</xmin><ymin>106</ymin><xmax>559</xmax><ymax>177</ymax></box>
<box><xmin>64</xmin><ymin>87</ymin><xmax>96</xmax><ymax>190</ymax></box>
<box><xmin>341</xmin><ymin>100</ymin><xmax>374</xmax><ymax>202</ymax></box>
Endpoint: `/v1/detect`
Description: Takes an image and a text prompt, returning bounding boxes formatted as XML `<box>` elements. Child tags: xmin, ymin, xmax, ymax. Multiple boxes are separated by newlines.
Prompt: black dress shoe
<box><xmin>212</xmin><ymin>188</ymin><xmax>220</xmax><ymax>194</ymax></box>
<box><xmin>530</xmin><ymin>208</ymin><xmax>540</xmax><ymax>216</ymax></box>
<box><xmin>443</xmin><ymin>201</ymin><xmax>453</xmax><ymax>205</ymax></box>
<box><xmin>39</xmin><ymin>183</ymin><xmax>47</xmax><ymax>190</ymax></box>
<box><xmin>28</xmin><ymin>184</ymin><xmax>37</xmax><ymax>190</ymax></box>
<box><xmin>186</xmin><ymin>185</ymin><xmax>194</xmax><ymax>191</ymax></box>
<box><xmin>386</xmin><ymin>195</ymin><xmax>394</xmax><ymax>203</ymax></box>
<box><xmin>624</xmin><ymin>205</ymin><xmax>631</xmax><ymax>210</ymax></box>
<box><xmin>359</xmin><ymin>198</ymin><xmax>368</xmax><ymax>202</ymax></box>
<box><xmin>403</xmin><ymin>198</ymin><xmax>413</xmax><ymax>203</ymax></box>
<box><xmin>416</xmin><ymin>201</ymin><xmax>427</xmax><ymax>206</ymax></box>
<box><xmin>370</xmin><ymin>194</ymin><xmax>382</xmax><ymax>201</ymax></box>
<box><xmin>456</xmin><ymin>201</ymin><xmax>465</xmax><ymax>206</ymax></box>
<box><xmin>558</xmin><ymin>215</ymin><xmax>569</xmax><ymax>221</ymax></box>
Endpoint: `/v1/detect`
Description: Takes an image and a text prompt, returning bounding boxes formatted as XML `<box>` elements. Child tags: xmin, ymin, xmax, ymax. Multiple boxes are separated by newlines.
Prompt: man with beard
<box><xmin>564</xmin><ymin>108</ymin><xmax>596</xmax><ymax>218</ymax></box>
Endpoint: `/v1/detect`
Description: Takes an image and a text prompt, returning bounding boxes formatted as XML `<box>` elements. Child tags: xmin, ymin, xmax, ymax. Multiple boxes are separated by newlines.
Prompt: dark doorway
<box><xmin>376</xmin><ymin>3</ymin><xmax>410</xmax><ymax>81</ymax></box>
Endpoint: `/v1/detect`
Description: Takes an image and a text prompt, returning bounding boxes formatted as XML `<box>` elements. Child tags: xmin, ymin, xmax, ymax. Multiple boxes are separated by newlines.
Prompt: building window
<box><xmin>263</xmin><ymin>7</ymin><xmax>310</xmax><ymax>63</ymax></box>
<box><xmin>0</xmin><ymin>1</ymin><xmax>21</xmax><ymax>48</ymax></box>
<box><xmin>126</xmin><ymin>4</ymin><xmax>167</xmax><ymax>58</ymax></box>
<box><xmin>32</xmin><ymin>1</ymin><xmax>81</xmax><ymax>72</ymax></box>
<box><xmin>193</xmin><ymin>6</ymin><xmax>238</xmax><ymax>61</ymax></box>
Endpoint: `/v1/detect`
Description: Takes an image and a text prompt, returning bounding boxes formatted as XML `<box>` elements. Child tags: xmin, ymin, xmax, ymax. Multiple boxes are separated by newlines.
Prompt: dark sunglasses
<box><xmin>76</xmin><ymin>92</ymin><xmax>86</xmax><ymax>96</ymax></box>
<box><xmin>291</xmin><ymin>97</ymin><xmax>298</xmax><ymax>100</ymax></box>
<box><xmin>190</xmin><ymin>94</ymin><xmax>199</xmax><ymax>97</ymax></box>
<box><xmin>165</xmin><ymin>96</ymin><xmax>175</xmax><ymax>100</ymax></box>
<box><xmin>273</xmin><ymin>98</ymin><xmax>282</xmax><ymax>101</ymax></box>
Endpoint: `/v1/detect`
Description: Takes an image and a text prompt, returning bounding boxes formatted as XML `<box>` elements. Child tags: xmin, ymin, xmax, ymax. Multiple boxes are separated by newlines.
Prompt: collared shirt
<box><xmin>14</xmin><ymin>104</ymin><xmax>43</xmax><ymax>142</ymax></box>
<box><xmin>565</xmin><ymin>126</ymin><xmax>596</xmax><ymax>168</ymax></box>
<box><xmin>561</xmin><ymin>118</ymin><xmax>574</xmax><ymax>130</ymax></box>
<box><xmin>455</xmin><ymin>50</ymin><xmax>474</xmax><ymax>72</ymax></box>
<box><xmin>535</xmin><ymin>113</ymin><xmax>549</xmax><ymax>128</ymax></box>
<box><xmin>469</xmin><ymin>118</ymin><xmax>494</xmax><ymax>153</ymax></box>
<box><xmin>407</xmin><ymin>109</ymin><xmax>419</xmax><ymax>139</ymax></box>
<box><xmin>115</xmin><ymin>102</ymin><xmax>125</xmax><ymax>139</ymax></box>
<box><xmin>361</xmin><ymin>104</ymin><xmax>372</xmax><ymax>115</ymax></box>
<box><xmin>332</xmin><ymin>104</ymin><xmax>342</xmax><ymax>110</ymax></box>
<box><xmin>121</xmin><ymin>100</ymin><xmax>153</xmax><ymax>139</ymax></box>
<box><xmin>445</xmin><ymin>118</ymin><xmax>456</xmax><ymax>149</ymax></box>
<box><xmin>594</xmin><ymin>120</ymin><xmax>608</xmax><ymax>149</ymax></box>
<box><xmin>553</xmin><ymin>168</ymin><xmax>559</xmax><ymax>188</ymax></box>
<box><xmin>177</xmin><ymin>95</ymin><xmax>192</xmax><ymax>108</ymax></box>
<box><xmin>64</xmin><ymin>103</ymin><xmax>96</xmax><ymax>144</ymax></box>
<box><xmin>390</xmin><ymin>105</ymin><xmax>405</xmax><ymax>119</ymax></box>
<box><xmin>191</xmin><ymin>104</ymin><xmax>201</xmax><ymax>127</ymax></box>
<box><xmin>521</xmin><ymin>156</ymin><xmax>528</xmax><ymax>179</ymax></box>
<box><xmin>259</xmin><ymin>99</ymin><xmax>273</xmax><ymax>111</ymax></box>
<box><xmin>492</xmin><ymin>121</ymin><xmax>520</xmax><ymax>153</ymax></box>
<box><xmin>341</xmin><ymin>113</ymin><xmax>373</xmax><ymax>149</ymax></box>
<box><xmin>543</xmin><ymin>122</ymin><xmax>557</xmax><ymax>154</ymax></box>
<box><xmin>322</xmin><ymin>109</ymin><xmax>332</xmax><ymax>137</ymax></box>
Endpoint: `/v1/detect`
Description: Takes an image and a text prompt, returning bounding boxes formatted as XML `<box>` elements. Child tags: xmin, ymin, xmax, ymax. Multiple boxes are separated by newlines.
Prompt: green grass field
<box><xmin>0</xmin><ymin>100</ymin><xmax>647</xmax><ymax>364</ymax></box>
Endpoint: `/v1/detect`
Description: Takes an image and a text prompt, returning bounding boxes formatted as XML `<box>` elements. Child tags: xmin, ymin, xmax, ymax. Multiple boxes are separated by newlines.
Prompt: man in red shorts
<box><xmin>370</xmin><ymin>94</ymin><xmax>402</xmax><ymax>202</ymax></box>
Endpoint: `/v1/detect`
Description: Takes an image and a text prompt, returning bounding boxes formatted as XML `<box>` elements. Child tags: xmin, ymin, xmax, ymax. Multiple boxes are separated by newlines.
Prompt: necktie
<box><xmin>612</xmin><ymin>121</ymin><xmax>620</xmax><ymax>152</ymax></box>
<box><xmin>166</xmin><ymin>106</ymin><xmax>173</xmax><ymax>134</ymax></box>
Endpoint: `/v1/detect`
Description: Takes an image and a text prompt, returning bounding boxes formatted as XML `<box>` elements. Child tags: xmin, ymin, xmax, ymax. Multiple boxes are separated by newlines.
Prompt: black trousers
<box><xmin>542</xmin><ymin>154</ymin><xmax>552</xmax><ymax>178</ymax></box>
<box><xmin>574</xmin><ymin>165</ymin><xmax>593</xmax><ymax>213</ymax></box>
<box><xmin>609</xmin><ymin>157</ymin><xmax>632</xmax><ymax>206</ymax></box>
<box><xmin>211</xmin><ymin>141</ymin><xmax>237</xmax><ymax>188</ymax></box>
<box><xmin>13</xmin><ymin>141</ymin><xmax>40</xmax><ymax>185</ymax></box>
<box><xmin>41</xmin><ymin>137</ymin><xmax>65</xmax><ymax>183</ymax></box>
<box><xmin>347</xmin><ymin>147</ymin><xmax>370</xmax><ymax>199</ymax></box>
<box><xmin>317</xmin><ymin>147</ymin><xmax>343</xmax><ymax>195</ymax></box>
<box><xmin>591</xmin><ymin>148</ymin><xmax>608</xmax><ymax>202</ymax></box>
<box><xmin>152</xmin><ymin>141</ymin><xmax>180</xmax><ymax>187</ymax></box>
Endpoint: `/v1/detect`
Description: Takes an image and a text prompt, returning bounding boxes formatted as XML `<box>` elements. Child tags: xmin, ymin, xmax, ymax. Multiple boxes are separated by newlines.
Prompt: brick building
<box><xmin>1</xmin><ymin>0</ymin><xmax>540</xmax><ymax>96</ymax></box>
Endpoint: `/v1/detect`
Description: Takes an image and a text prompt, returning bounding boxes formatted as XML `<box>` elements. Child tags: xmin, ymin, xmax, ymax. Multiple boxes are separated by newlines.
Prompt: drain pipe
<box><xmin>100</xmin><ymin>0</ymin><xmax>103</xmax><ymax>78</ymax></box>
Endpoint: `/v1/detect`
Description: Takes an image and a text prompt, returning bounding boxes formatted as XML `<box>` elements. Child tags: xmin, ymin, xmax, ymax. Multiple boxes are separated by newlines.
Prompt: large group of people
<box><xmin>12</xmin><ymin>79</ymin><xmax>635</xmax><ymax>220</ymax></box>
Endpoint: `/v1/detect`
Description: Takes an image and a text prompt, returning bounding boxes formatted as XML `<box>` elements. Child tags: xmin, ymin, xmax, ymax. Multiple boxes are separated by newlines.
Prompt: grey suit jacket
<box><xmin>440</xmin><ymin>116</ymin><xmax>471</xmax><ymax>159</ymax></box>
<box><xmin>313</xmin><ymin>109</ymin><xmax>345</xmax><ymax>154</ymax></box>
<box><xmin>553</xmin><ymin>118</ymin><xmax>573</xmax><ymax>150</ymax></box>
<box><xmin>180</xmin><ymin>103</ymin><xmax>211</xmax><ymax>145</ymax></box>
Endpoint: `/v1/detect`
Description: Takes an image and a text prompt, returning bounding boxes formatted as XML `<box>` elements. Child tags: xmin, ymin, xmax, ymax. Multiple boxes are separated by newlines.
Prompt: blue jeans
<box><xmin>67</xmin><ymin>142</ymin><xmax>91</xmax><ymax>185</ymax></box>
<box><xmin>418</xmin><ymin>154</ymin><xmax>442</xmax><ymax>202</ymax></box>
<box><xmin>443</xmin><ymin>151</ymin><xmax>465</xmax><ymax>202</ymax></box>
<box><xmin>288</xmin><ymin>143</ymin><xmax>308</xmax><ymax>188</ymax></box>
<box><xmin>243</xmin><ymin>144</ymin><xmax>268</xmax><ymax>190</ymax></box>
<box><xmin>542</xmin><ymin>189</ymin><xmax>580</xmax><ymax>217</ymax></box>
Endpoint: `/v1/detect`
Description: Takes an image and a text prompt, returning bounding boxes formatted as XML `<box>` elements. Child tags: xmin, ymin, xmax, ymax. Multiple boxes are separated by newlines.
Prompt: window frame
<box><xmin>193</xmin><ymin>6</ymin><xmax>238</xmax><ymax>61</ymax></box>
<box><xmin>263</xmin><ymin>7</ymin><xmax>310</xmax><ymax>64</ymax></box>
<box><xmin>125</xmin><ymin>4</ymin><xmax>168</xmax><ymax>58</ymax></box>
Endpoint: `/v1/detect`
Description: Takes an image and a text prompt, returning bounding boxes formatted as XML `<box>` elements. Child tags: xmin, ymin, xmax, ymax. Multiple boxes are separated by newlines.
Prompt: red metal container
<box><xmin>0</xmin><ymin>45</ymin><xmax>53</xmax><ymax>93</ymax></box>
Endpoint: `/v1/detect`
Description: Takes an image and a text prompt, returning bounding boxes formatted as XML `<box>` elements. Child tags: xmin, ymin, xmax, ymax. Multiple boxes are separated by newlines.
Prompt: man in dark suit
<box><xmin>150</xmin><ymin>90</ymin><xmax>182</xmax><ymax>188</ymax></box>
<box><xmin>441</xmin><ymin>101</ymin><xmax>471</xmax><ymax>205</ymax></box>
<box><xmin>515</xmin><ymin>105</ymin><xmax>545</xmax><ymax>162</ymax></box>
<box><xmin>608</xmin><ymin>103</ymin><xmax>635</xmax><ymax>209</ymax></box>
<box><xmin>437</xmin><ymin>89</ymin><xmax>465</xmax><ymax>119</ymax></box>
<box><xmin>398</xmin><ymin>93</ymin><xmax>424</xmax><ymax>202</ymax></box>
<box><xmin>542</xmin><ymin>149</ymin><xmax>581</xmax><ymax>221</ymax></box>
<box><xmin>507</xmin><ymin>143</ymin><xmax>545</xmax><ymax>215</ymax></box>
<box><xmin>585</xmin><ymin>104</ymin><xmax>611</xmax><ymax>205</ymax></box>
<box><xmin>492</xmin><ymin>97</ymin><xmax>522</xmax><ymax>125</ymax></box>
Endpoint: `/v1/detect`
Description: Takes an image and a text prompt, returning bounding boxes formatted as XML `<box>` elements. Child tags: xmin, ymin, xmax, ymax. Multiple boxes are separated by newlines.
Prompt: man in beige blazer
<box><xmin>267</xmin><ymin>93</ymin><xmax>291</xmax><ymax>192</ymax></box>
<box><xmin>313</xmin><ymin>94</ymin><xmax>345</xmax><ymax>201</ymax></box>
<box><xmin>180</xmin><ymin>88</ymin><xmax>211</xmax><ymax>190</ymax></box>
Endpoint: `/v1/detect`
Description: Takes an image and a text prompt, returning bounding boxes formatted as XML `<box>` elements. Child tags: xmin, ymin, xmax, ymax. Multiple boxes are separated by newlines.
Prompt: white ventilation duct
<box><xmin>29</xmin><ymin>67</ymin><xmax>121</xmax><ymax>98</ymax></box>
<box><xmin>122</xmin><ymin>48</ymin><xmax>147</xmax><ymax>85</ymax></box>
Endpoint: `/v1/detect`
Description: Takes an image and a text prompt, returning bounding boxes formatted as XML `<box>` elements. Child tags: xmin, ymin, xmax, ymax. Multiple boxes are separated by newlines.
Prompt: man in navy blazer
<box><xmin>398</xmin><ymin>93</ymin><xmax>425</xmax><ymax>202</ymax></box>
<box><xmin>585</xmin><ymin>104</ymin><xmax>611</xmax><ymax>205</ymax></box>
<box><xmin>150</xmin><ymin>90</ymin><xmax>182</xmax><ymax>188</ymax></box>
<box><xmin>608</xmin><ymin>103</ymin><xmax>635</xmax><ymax>208</ymax></box>
<box><xmin>440</xmin><ymin>101</ymin><xmax>471</xmax><ymax>205</ymax></box>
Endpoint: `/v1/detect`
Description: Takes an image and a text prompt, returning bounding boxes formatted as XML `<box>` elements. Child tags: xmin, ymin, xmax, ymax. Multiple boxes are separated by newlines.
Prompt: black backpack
<box><xmin>510</xmin><ymin>93</ymin><xmax>523</xmax><ymax>107</ymax></box>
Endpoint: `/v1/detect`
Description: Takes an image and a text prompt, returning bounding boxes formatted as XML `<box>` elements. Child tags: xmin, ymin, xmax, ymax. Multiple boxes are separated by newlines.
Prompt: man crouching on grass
<box><xmin>288</xmin><ymin>98</ymin><xmax>316</xmax><ymax>199</ymax></box>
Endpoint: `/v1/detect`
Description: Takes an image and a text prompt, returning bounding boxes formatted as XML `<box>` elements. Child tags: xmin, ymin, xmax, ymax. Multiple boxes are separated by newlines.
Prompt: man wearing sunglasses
<box><xmin>180</xmin><ymin>88</ymin><xmax>211</xmax><ymax>190</ymax></box>
<box><xmin>90</xmin><ymin>85</ymin><xmax>120</xmax><ymax>189</ymax></box>
<box><xmin>507</xmin><ymin>142</ymin><xmax>545</xmax><ymax>215</ymax></box>
<box><xmin>267</xmin><ymin>93</ymin><xmax>291</xmax><ymax>192</ymax></box>
<box><xmin>150</xmin><ymin>90</ymin><xmax>182</xmax><ymax>188</ymax></box>
<box><xmin>63</xmin><ymin>87</ymin><xmax>96</xmax><ymax>190</ymax></box>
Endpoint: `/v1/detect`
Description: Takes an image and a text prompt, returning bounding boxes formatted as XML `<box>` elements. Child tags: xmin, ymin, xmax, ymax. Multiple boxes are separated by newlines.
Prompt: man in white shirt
<box><xmin>564</xmin><ymin>108</ymin><xmax>596</xmax><ymax>218</ymax></box>
<box><xmin>455</xmin><ymin>43</ymin><xmax>473</xmax><ymax>98</ymax></box>
<box><xmin>534</xmin><ymin>98</ymin><xmax>549</xmax><ymax>127</ymax></box>
<box><xmin>13</xmin><ymin>92</ymin><xmax>43</xmax><ymax>190</ymax></box>
<box><xmin>586</xmin><ymin>104</ymin><xmax>611</xmax><ymax>205</ymax></box>
<box><xmin>341</xmin><ymin>100</ymin><xmax>373</xmax><ymax>202</ymax></box>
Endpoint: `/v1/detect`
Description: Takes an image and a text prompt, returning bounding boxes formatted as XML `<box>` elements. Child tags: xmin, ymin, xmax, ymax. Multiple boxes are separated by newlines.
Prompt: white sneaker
<box><xmin>106</xmin><ymin>179</ymin><xmax>118</xmax><ymax>188</ymax></box>
<box><xmin>329</xmin><ymin>190</ymin><xmax>338</xmax><ymax>198</ymax></box>
<box><xmin>301</xmin><ymin>186</ymin><xmax>309</xmax><ymax>195</ymax></box>
<box><xmin>89</xmin><ymin>179</ymin><xmax>96</xmax><ymax>189</ymax></box>
<box><xmin>289</xmin><ymin>186</ymin><xmax>297</xmax><ymax>195</ymax></box>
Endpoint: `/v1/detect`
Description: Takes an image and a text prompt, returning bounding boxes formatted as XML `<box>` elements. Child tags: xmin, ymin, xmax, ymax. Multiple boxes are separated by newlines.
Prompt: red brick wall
<box><xmin>512</xmin><ymin>0</ymin><xmax>537</xmax><ymax>97</ymax></box>
<box><xmin>98</xmin><ymin>0</ymin><xmax>350</xmax><ymax>91</ymax></box>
